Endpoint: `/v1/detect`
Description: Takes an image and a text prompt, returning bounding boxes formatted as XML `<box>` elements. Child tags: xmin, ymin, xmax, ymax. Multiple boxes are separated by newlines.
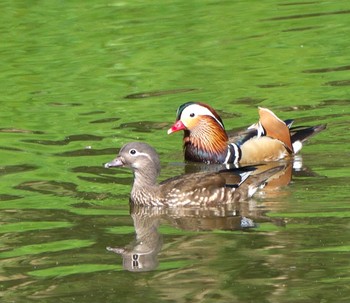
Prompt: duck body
<box><xmin>104</xmin><ymin>142</ymin><xmax>282</xmax><ymax>207</ymax></box>
<box><xmin>239</xmin><ymin>136</ymin><xmax>290</xmax><ymax>164</ymax></box>
<box><xmin>168</xmin><ymin>102</ymin><xmax>326</xmax><ymax>165</ymax></box>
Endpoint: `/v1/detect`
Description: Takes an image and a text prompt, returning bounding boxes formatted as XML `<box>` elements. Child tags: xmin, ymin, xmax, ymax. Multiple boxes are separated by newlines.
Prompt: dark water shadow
<box><xmin>15</xmin><ymin>180</ymin><xmax>119</xmax><ymax>201</ymax></box>
<box><xmin>278</xmin><ymin>2</ymin><xmax>319</xmax><ymax>6</ymax></box>
<box><xmin>257</xmin><ymin>83</ymin><xmax>289</xmax><ymax>89</ymax></box>
<box><xmin>89</xmin><ymin>117</ymin><xmax>120</xmax><ymax>124</ymax></box>
<box><xmin>124</xmin><ymin>88</ymin><xmax>198</xmax><ymax>99</ymax></box>
<box><xmin>282</xmin><ymin>26</ymin><xmax>321</xmax><ymax>32</ymax></box>
<box><xmin>0</xmin><ymin>128</ymin><xmax>44</xmax><ymax>135</ymax></box>
<box><xmin>273</xmin><ymin>103</ymin><xmax>350</xmax><ymax>124</ymax></box>
<box><xmin>261</xmin><ymin>9</ymin><xmax>350</xmax><ymax>21</ymax></box>
<box><xmin>303</xmin><ymin>64</ymin><xmax>350</xmax><ymax>73</ymax></box>
<box><xmin>71</xmin><ymin>163</ymin><xmax>136</xmax><ymax>186</ymax></box>
<box><xmin>55</xmin><ymin>148</ymin><xmax>117</xmax><ymax>157</ymax></box>
<box><xmin>22</xmin><ymin>134</ymin><xmax>105</xmax><ymax>146</ymax></box>
<box><xmin>0</xmin><ymin>164</ymin><xmax>38</xmax><ymax>176</ymax></box>
<box><xmin>230</xmin><ymin>97</ymin><xmax>266</xmax><ymax>106</ymax></box>
<box><xmin>114</xmin><ymin>121</ymin><xmax>170</xmax><ymax>133</ymax></box>
<box><xmin>0</xmin><ymin>194</ymin><xmax>23</xmax><ymax>201</ymax></box>
<box><xmin>323</xmin><ymin>80</ymin><xmax>350</xmax><ymax>87</ymax></box>
<box><xmin>79</xmin><ymin>110</ymin><xmax>106</xmax><ymax>116</ymax></box>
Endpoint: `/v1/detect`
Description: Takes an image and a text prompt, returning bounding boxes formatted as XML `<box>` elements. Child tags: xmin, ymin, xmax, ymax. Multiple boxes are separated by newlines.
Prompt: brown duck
<box><xmin>104</xmin><ymin>142</ymin><xmax>283</xmax><ymax>207</ymax></box>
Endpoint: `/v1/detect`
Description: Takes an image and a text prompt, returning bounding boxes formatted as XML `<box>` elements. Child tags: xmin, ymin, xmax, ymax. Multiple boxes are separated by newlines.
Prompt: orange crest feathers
<box><xmin>258</xmin><ymin>107</ymin><xmax>293</xmax><ymax>153</ymax></box>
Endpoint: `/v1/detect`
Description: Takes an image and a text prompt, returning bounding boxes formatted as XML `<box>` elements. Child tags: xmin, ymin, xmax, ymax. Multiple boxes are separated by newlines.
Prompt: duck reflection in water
<box><xmin>107</xmin><ymin>205</ymin><xmax>163</xmax><ymax>272</ymax></box>
<box><xmin>107</xmin><ymin>201</ymin><xmax>286</xmax><ymax>272</ymax></box>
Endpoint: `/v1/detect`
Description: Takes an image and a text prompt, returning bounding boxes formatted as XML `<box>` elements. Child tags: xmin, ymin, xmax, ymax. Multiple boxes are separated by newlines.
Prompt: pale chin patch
<box><xmin>132</xmin><ymin>163</ymin><xmax>140</xmax><ymax>169</ymax></box>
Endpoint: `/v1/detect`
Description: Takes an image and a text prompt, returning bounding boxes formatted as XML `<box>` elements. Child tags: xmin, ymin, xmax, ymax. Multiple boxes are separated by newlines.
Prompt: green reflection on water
<box><xmin>28</xmin><ymin>264</ymin><xmax>122</xmax><ymax>278</ymax></box>
<box><xmin>0</xmin><ymin>239</ymin><xmax>94</xmax><ymax>258</ymax></box>
<box><xmin>0</xmin><ymin>0</ymin><xmax>349</xmax><ymax>302</ymax></box>
<box><xmin>0</xmin><ymin>221</ymin><xmax>72</xmax><ymax>233</ymax></box>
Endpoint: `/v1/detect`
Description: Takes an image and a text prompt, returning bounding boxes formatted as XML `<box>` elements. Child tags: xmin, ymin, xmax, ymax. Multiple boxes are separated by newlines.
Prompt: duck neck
<box><xmin>131</xmin><ymin>164</ymin><xmax>160</xmax><ymax>199</ymax></box>
<box><xmin>183</xmin><ymin>120</ymin><xmax>229</xmax><ymax>164</ymax></box>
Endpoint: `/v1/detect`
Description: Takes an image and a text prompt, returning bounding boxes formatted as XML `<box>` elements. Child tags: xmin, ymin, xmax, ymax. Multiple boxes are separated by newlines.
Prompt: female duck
<box><xmin>104</xmin><ymin>142</ymin><xmax>282</xmax><ymax>207</ymax></box>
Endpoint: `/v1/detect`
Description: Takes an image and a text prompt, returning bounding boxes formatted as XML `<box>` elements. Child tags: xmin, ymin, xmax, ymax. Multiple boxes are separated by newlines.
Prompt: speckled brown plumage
<box><xmin>104</xmin><ymin>142</ymin><xmax>283</xmax><ymax>207</ymax></box>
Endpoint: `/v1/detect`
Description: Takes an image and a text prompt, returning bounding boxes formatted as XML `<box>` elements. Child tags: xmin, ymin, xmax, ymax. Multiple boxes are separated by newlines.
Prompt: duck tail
<box><xmin>291</xmin><ymin>124</ymin><xmax>326</xmax><ymax>153</ymax></box>
<box><xmin>234</xmin><ymin>164</ymin><xmax>286</xmax><ymax>201</ymax></box>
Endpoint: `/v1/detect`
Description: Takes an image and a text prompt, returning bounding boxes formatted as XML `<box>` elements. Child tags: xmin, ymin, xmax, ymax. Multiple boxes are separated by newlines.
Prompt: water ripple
<box><xmin>22</xmin><ymin>134</ymin><xmax>105</xmax><ymax>146</ymax></box>
<box><xmin>124</xmin><ymin>88</ymin><xmax>198</xmax><ymax>99</ymax></box>
<box><xmin>0</xmin><ymin>194</ymin><xmax>23</xmax><ymax>201</ymax></box>
<box><xmin>303</xmin><ymin>65</ymin><xmax>350</xmax><ymax>73</ymax></box>
<box><xmin>15</xmin><ymin>180</ymin><xmax>113</xmax><ymax>200</ymax></box>
<box><xmin>324</xmin><ymin>79</ymin><xmax>350</xmax><ymax>86</ymax></box>
<box><xmin>115</xmin><ymin>121</ymin><xmax>170</xmax><ymax>132</ymax></box>
<box><xmin>55</xmin><ymin>148</ymin><xmax>117</xmax><ymax>157</ymax></box>
<box><xmin>261</xmin><ymin>9</ymin><xmax>350</xmax><ymax>21</ymax></box>
<box><xmin>0</xmin><ymin>164</ymin><xmax>38</xmax><ymax>176</ymax></box>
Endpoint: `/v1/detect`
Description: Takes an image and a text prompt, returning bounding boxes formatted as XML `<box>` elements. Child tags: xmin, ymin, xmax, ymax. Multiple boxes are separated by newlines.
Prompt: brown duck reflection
<box><xmin>107</xmin><ymin>196</ymin><xmax>285</xmax><ymax>272</ymax></box>
<box><xmin>107</xmin><ymin>206</ymin><xmax>163</xmax><ymax>272</ymax></box>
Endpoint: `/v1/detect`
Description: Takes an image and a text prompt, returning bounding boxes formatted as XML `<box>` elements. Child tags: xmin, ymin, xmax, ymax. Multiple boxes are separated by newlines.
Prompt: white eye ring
<box><xmin>129</xmin><ymin>149</ymin><xmax>137</xmax><ymax>155</ymax></box>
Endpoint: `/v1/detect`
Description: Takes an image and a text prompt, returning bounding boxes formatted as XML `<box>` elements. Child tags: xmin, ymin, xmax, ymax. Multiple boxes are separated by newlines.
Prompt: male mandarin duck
<box><xmin>167</xmin><ymin>102</ymin><xmax>326</xmax><ymax>165</ymax></box>
<box><xmin>104</xmin><ymin>142</ymin><xmax>283</xmax><ymax>207</ymax></box>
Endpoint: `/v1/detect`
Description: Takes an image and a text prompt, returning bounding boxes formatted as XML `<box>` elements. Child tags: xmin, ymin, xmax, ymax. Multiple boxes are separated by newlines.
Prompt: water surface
<box><xmin>1</xmin><ymin>1</ymin><xmax>349</xmax><ymax>302</ymax></box>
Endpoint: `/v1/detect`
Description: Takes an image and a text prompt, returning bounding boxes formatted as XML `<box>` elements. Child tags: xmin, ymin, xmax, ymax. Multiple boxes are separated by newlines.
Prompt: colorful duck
<box><xmin>168</xmin><ymin>102</ymin><xmax>326</xmax><ymax>165</ymax></box>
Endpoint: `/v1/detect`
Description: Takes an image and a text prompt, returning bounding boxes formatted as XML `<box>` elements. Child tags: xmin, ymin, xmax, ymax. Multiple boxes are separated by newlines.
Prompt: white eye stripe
<box><xmin>131</xmin><ymin>151</ymin><xmax>153</xmax><ymax>162</ymax></box>
<box><xmin>181</xmin><ymin>104</ymin><xmax>213</xmax><ymax>118</ymax></box>
<box><xmin>180</xmin><ymin>104</ymin><xmax>224</xmax><ymax>128</ymax></box>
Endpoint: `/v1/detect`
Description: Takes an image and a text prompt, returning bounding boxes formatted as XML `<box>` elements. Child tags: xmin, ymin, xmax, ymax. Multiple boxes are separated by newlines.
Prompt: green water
<box><xmin>1</xmin><ymin>1</ymin><xmax>349</xmax><ymax>302</ymax></box>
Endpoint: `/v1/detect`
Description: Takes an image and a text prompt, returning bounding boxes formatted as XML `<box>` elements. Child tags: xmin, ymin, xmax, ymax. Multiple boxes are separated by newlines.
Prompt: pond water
<box><xmin>1</xmin><ymin>1</ymin><xmax>349</xmax><ymax>302</ymax></box>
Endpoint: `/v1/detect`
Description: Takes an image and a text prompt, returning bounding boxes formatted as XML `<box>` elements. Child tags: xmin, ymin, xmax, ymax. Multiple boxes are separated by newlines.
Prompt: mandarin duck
<box><xmin>168</xmin><ymin>102</ymin><xmax>326</xmax><ymax>165</ymax></box>
<box><xmin>104</xmin><ymin>142</ymin><xmax>283</xmax><ymax>207</ymax></box>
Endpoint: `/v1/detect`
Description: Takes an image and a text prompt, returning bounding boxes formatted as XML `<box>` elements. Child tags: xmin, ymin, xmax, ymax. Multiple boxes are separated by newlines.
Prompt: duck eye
<box><xmin>189</xmin><ymin>113</ymin><xmax>195</xmax><ymax>117</ymax></box>
<box><xmin>129</xmin><ymin>149</ymin><xmax>137</xmax><ymax>155</ymax></box>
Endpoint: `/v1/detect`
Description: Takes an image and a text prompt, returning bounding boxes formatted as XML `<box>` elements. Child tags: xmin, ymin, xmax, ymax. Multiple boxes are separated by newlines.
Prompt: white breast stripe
<box><xmin>224</xmin><ymin>148</ymin><xmax>231</xmax><ymax>164</ymax></box>
<box><xmin>232</xmin><ymin>143</ymin><xmax>240</xmax><ymax>164</ymax></box>
<box><xmin>224</xmin><ymin>143</ymin><xmax>241</xmax><ymax>164</ymax></box>
<box><xmin>256</xmin><ymin>122</ymin><xmax>265</xmax><ymax>138</ymax></box>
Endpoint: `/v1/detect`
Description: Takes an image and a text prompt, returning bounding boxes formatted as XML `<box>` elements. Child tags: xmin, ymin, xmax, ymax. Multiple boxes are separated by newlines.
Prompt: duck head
<box><xmin>168</xmin><ymin>102</ymin><xmax>229</xmax><ymax>163</ymax></box>
<box><xmin>104</xmin><ymin>142</ymin><xmax>161</xmax><ymax>186</ymax></box>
